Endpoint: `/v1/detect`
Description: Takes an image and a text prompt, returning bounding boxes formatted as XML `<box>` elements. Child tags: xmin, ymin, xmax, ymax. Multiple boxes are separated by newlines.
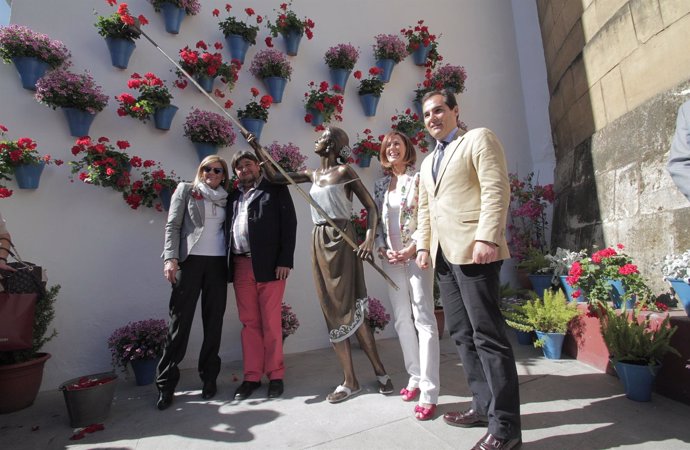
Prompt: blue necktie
<box><xmin>432</xmin><ymin>141</ymin><xmax>447</xmax><ymax>182</ymax></box>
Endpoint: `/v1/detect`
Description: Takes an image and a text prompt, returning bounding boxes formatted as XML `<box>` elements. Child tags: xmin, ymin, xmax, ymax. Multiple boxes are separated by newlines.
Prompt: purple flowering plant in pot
<box><xmin>34</xmin><ymin>69</ymin><xmax>109</xmax><ymax>113</ymax></box>
<box><xmin>366</xmin><ymin>297</ymin><xmax>391</xmax><ymax>334</ymax></box>
<box><xmin>107</xmin><ymin>319</ymin><xmax>168</xmax><ymax>371</ymax></box>
<box><xmin>266</xmin><ymin>141</ymin><xmax>307</xmax><ymax>173</ymax></box>
<box><xmin>183</xmin><ymin>108</ymin><xmax>237</xmax><ymax>147</ymax></box>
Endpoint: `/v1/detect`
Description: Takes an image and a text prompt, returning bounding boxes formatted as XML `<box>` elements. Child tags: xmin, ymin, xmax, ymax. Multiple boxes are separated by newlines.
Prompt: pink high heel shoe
<box><xmin>400</xmin><ymin>387</ymin><xmax>420</xmax><ymax>402</ymax></box>
<box><xmin>414</xmin><ymin>404</ymin><xmax>437</xmax><ymax>421</ymax></box>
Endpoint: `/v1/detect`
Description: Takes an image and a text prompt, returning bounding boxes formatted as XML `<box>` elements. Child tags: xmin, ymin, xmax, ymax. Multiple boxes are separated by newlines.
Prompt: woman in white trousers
<box><xmin>374</xmin><ymin>131</ymin><xmax>440</xmax><ymax>421</ymax></box>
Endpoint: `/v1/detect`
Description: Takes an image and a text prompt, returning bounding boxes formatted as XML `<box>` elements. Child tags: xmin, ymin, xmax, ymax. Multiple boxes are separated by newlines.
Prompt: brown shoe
<box><xmin>443</xmin><ymin>408</ymin><xmax>489</xmax><ymax>428</ymax></box>
<box><xmin>471</xmin><ymin>432</ymin><xmax>522</xmax><ymax>450</ymax></box>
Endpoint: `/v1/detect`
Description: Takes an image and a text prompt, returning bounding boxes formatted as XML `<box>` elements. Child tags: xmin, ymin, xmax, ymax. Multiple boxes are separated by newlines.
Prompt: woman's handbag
<box><xmin>0</xmin><ymin>244</ymin><xmax>45</xmax><ymax>351</ymax></box>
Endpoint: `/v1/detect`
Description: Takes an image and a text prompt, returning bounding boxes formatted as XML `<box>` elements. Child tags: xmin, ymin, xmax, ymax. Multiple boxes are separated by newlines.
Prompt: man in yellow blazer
<box><xmin>416</xmin><ymin>90</ymin><xmax>521</xmax><ymax>450</ymax></box>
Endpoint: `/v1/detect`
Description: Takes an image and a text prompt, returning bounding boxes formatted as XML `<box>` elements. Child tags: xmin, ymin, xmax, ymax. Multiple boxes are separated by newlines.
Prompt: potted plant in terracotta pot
<box><xmin>34</xmin><ymin>69</ymin><xmax>109</xmax><ymax>137</ymax></box>
<box><xmin>0</xmin><ymin>284</ymin><xmax>60</xmax><ymax>413</ymax></box>
<box><xmin>115</xmin><ymin>72</ymin><xmax>177</xmax><ymax>130</ymax></box>
<box><xmin>0</xmin><ymin>124</ymin><xmax>63</xmax><ymax>190</ymax></box>
<box><xmin>0</xmin><ymin>24</ymin><xmax>71</xmax><ymax>90</ymax></box>
<box><xmin>108</xmin><ymin>318</ymin><xmax>167</xmax><ymax>386</ymax></box>
<box><xmin>94</xmin><ymin>1</ymin><xmax>146</xmax><ymax>69</ymax></box>
<box><xmin>596</xmin><ymin>301</ymin><xmax>679</xmax><ymax>401</ymax></box>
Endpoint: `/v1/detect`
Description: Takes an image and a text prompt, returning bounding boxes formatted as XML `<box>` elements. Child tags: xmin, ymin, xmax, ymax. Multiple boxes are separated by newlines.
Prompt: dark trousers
<box><xmin>156</xmin><ymin>255</ymin><xmax>228</xmax><ymax>393</ymax></box>
<box><xmin>436</xmin><ymin>249</ymin><xmax>521</xmax><ymax>440</ymax></box>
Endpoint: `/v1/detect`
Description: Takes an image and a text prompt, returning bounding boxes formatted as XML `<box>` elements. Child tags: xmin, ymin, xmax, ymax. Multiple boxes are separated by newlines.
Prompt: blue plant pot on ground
<box><xmin>153</xmin><ymin>105</ymin><xmax>178</xmax><ymax>131</ymax></box>
<box><xmin>282</xmin><ymin>29</ymin><xmax>303</xmax><ymax>56</ymax></box>
<box><xmin>614</xmin><ymin>361</ymin><xmax>660</xmax><ymax>402</ymax></box>
<box><xmin>105</xmin><ymin>37</ymin><xmax>135</xmax><ymax>69</ymax></box>
<box><xmin>240</xmin><ymin>117</ymin><xmax>266</xmax><ymax>141</ymax></box>
<box><xmin>514</xmin><ymin>329</ymin><xmax>532</xmax><ymax>345</ymax></box>
<box><xmin>528</xmin><ymin>274</ymin><xmax>552</xmax><ymax>298</ymax></box>
<box><xmin>607</xmin><ymin>279</ymin><xmax>636</xmax><ymax>309</ymax></box>
<box><xmin>666</xmin><ymin>278</ymin><xmax>690</xmax><ymax>316</ymax></box>
<box><xmin>160</xmin><ymin>2</ymin><xmax>186</xmax><ymax>34</ymax></box>
<box><xmin>14</xmin><ymin>162</ymin><xmax>45</xmax><ymax>189</ymax></box>
<box><xmin>159</xmin><ymin>187</ymin><xmax>173</xmax><ymax>211</ymax></box>
<box><xmin>559</xmin><ymin>275</ymin><xmax>587</xmax><ymax>302</ymax></box>
<box><xmin>535</xmin><ymin>331</ymin><xmax>565</xmax><ymax>359</ymax></box>
<box><xmin>359</xmin><ymin>93</ymin><xmax>380</xmax><ymax>117</ymax></box>
<box><xmin>62</xmin><ymin>108</ymin><xmax>96</xmax><ymax>137</ymax></box>
<box><xmin>225</xmin><ymin>34</ymin><xmax>252</xmax><ymax>64</ymax></box>
<box><xmin>195</xmin><ymin>75</ymin><xmax>215</xmax><ymax>93</ymax></box>
<box><xmin>11</xmin><ymin>56</ymin><xmax>50</xmax><ymax>90</ymax></box>
<box><xmin>412</xmin><ymin>44</ymin><xmax>431</xmax><ymax>66</ymax></box>
<box><xmin>329</xmin><ymin>68</ymin><xmax>350</xmax><ymax>91</ymax></box>
<box><xmin>192</xmin><ymin>142</ymin><xmax>218</xmax><ymax>162</ymax></box>
<box><xmin>375</xmin><ymin>58</ymin><xmax>396</xmax><ymax>83</ymax></box>
<box><xmin>130</xmin><ymin>358</ymin><xmax>159</xmax><ymax>386</ymax></box>
<box><xmin>308</xmin><ymin>109</ymin><xmax>324</xmax><ymax>127</ymax></box>
<box><xmin>262</xmin><ymin>76</ymin><xmax>287</xmax><ymax>103</ymax></box>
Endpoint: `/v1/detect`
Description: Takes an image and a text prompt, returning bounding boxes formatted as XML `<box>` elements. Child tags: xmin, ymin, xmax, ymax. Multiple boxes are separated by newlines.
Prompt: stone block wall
<box><xmin>536</xmin><ymin>0</ymin><xmax>690</xmax><ymax>290</ymax></box>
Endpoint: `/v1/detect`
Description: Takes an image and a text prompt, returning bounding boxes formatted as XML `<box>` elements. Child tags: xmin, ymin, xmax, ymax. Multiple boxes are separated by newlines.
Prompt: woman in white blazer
<box><xmin>374</xmin><ymin>131</ymin><xmax>440</xmax><ymax>421</ymax></box>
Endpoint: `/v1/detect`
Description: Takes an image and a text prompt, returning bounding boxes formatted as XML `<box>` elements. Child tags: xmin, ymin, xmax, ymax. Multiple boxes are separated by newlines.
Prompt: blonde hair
<box><xmin>194</xmin><ymin>155</ymin><xmax>230</xmax><ymax>190</ymax></box>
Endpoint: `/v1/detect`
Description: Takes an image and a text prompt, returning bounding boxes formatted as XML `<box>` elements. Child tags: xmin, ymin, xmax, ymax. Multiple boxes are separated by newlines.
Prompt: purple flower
<box><xmin>183</xmin><ymin>108</ymin><xmax>236</xmax><ymax>147</ymax></box>
<box><xmin>148</xmin><ymin>0</ymin><xmax>201</xmax><ymax>16</ymax></box>
<box><xmin>34</xmin><ymin>69</ymin><xmax>108</xmax><ymax>113</ymax></box>
<box><xmin>0</xmin><ymin>24</ymin><xmax>71</xmax><ymax>68</ymax></box>
<box><xmin>267</xmin><ymin>141</ymin><xmax>307</xmax><ymax>172</ymax></box>
<box><xmin>249</xmin><ymin>49</ymin><xmax>292</xmax><ymax>80</ymax></box>
<box><xmin>430</xmin><ymin>64</ymin><xmax>467</xmax><ymax>93</ymax></box>
<box><xmin>373</xmin><ymin>34</ymin><xmax>407</xmax><ymax>63</ymax></box>
<box><xmin>107</xmin><ymin>319</ymin><xmax>168</xmax><ymax>369</ymax></box>
<box><xmin>324</xmin><ymin>43</ymin><xmax>359</xmax><ymax>70</ymax></box>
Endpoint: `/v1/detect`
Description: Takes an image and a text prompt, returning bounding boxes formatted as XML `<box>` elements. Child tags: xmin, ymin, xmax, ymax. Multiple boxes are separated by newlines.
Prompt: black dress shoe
<box><xmin>471</xmin><ymin>432</ymin><xmax>522</xmax><ymax>450</ymax></box>
<box><xmin>201</xmin><ymin>380</ymin><xmax>217</xmax><ymax>399</ymax></box>
<box><xmin>443</xmin><ymin>408</ymin><xmax>489</xmax><ymax>428</ymax></box>
<box><xmin>156</xmin><ymin>391</ymin><xmax>173</xmax><ymax>410</ymax></box>
<box><xmin>267</xmin><ymin>379</ymin><xmax>284</xmax><ymax>398</ymax></box>
<box><xmin>234</xmin><ymin>380</ymin><xmax>261</xmax><ymax>400</ymax></box>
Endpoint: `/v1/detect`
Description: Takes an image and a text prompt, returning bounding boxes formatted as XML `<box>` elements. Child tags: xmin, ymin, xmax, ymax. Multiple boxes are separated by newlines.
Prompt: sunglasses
<box><xmin>203</xmin><ymin>166</ymin><xmax>224</xmax><ymax>175</ymax></box>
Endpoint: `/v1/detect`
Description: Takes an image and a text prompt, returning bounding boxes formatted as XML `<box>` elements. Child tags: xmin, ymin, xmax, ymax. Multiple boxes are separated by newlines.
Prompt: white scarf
<box><xmin>195</xmin><ymin>182</ymin><xmax>228</xmax><ymax>216</ymax></box>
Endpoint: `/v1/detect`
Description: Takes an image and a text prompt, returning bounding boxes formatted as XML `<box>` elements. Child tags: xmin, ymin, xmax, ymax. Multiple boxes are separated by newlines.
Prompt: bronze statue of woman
<box><xmin>249</xmin><ymin>126</ymin><xmax>393</xmax><ymax>403</ymax></box>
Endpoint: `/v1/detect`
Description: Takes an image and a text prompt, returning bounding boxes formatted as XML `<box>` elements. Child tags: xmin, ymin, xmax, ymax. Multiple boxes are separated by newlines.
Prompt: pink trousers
<box><xmin>232</xmin><ymin>256</ymin><xmax>286</xmax><ymax>381</ymax></box>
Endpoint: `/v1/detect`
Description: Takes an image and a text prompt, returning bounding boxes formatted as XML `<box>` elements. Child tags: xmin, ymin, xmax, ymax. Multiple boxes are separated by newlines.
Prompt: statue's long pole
<box><xmin>133</xmin><ymin>24</ymin><xmax>399</xmax><ymax>290</ymax></box>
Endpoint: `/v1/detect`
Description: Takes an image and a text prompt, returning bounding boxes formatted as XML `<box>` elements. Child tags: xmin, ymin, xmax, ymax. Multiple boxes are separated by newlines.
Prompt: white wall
<box><xmin>0</xmin><ymin>0</ymin><xmax>550</xmax><ymax>390</ymax></box>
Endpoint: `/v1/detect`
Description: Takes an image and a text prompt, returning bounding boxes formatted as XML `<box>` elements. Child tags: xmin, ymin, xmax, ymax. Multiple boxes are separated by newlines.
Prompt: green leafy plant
<box><xmin>115</xmin><ymin>72</ymin><xmax>173</xmax><ymax>122</ymax></box>
<box><xmin>69</xmin><ymin>136</ymin><xmax>132</xmax><ymax>192</ymax></box>
<box><xmin>504</xmin><ymin>290</ymin><xmax>579</xmax><ymax>346</ymax></box>
<box><xmin>400</xmin><ymin>19</ymin><xmax>441</xmax><ymax>69</ymax></box>
<box><xmin>94</xmin><ymin>2</ymin><xmax>145</xmax><ymax>41</ymax></box>
<box><xmin>598</xmin><ymin>303</ymin><xmax>679</xmax><ymax>365</ymax></box>
<box><xmin>516</xmin><ymin>247</ymin><xmax>552</xmax><ymax>274</ymax></box>
<box><xmin>237</xmin><ymin>87</ymin><xmax>273</xmax><ymax>122</ymax></box>
<box><xmin>355</xmin><ymin>67</ymin><xmax>385</xmax><ymax>96</ymax></box>
<box><xmin>266</xmin><ymin>1</ymin><xmax>315</xmax><ymax>39</ymax></box>
<box><xmin>390</xmin><ymin>108</ymin><xmax>429</xmax><ymax>153</ymax></box>
<box><xmin>217</xmin><ymin>5</ymin><xmax>261</xmax><ymax>44</ymax></box>
<box><xmin>303</xmin><ymin>80</ymin><xmax>344</xmax><ymax>126</ymax></box>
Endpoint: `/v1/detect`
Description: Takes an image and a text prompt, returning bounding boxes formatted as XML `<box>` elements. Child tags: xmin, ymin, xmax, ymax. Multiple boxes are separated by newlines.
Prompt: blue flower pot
<box><xmin>614</xmin><ymin>361</ymin><xmax>660</xmax><ymax>402</ymax></box>
<box><xmin>240</xmin><ymin>117</ymin><xmax>266</xmax><ymax>141</ymax></box>
<box><xmin>105</xmin><ymin>37</ymin><xmax>135</xmax><ymax>69</ymax></box>
<box><xmin>358</xmin><ymin>153</ymin><xmax>372</xmax><ymax>168</ymax></box>
<box><xmin>62</xmin><ymin>108</ymin><xmax>96</xmax><ymax>137</ymax></box>
<box><xmin>308</xmin><ymin>108</ymin><xmax>324</xmax><ymax>127</ymax></box>
<box><xmin>535</xmin><ymin>331</ymin><xmax>565</xmax><ymax>359</ymax></box>
<box><xmin>14</xmin><ymin>162</ymin><xmax>45</xmax><ymax>189</ymax></box>
<box><xmin>412</xmin><ymin>99</ymin><xmax>423</xmax><ymax>117</ymax></box>
<box><xmin>329</xmin><ymin>68</ymin><xmax>350</xmax><ymax>91</ymax></box>
<box><xmin>262</xmin><ymin>76</ymin><xmax>287</xmax><ymax>103</ymax></box>
<box><xmin>528</xmin><ymin>274</ymin><xmax>552</xmax><ymax>298</ymax></box>
<box><xmin>412</xmin><ymin>44</ymin><xmax>431</xmax><ymax>66</ymax></box>
<box><xmin>159</xmin><ymin>187</ymin><xmax>173</xmax><ymax>212</ymax></box>
<box><xmin>11</xmin><ymin>56</ymin><xmax>50</xmax><ymax>90</ymax></box>
<box><xmin>130</xmin><ymin>358</ymin><xmax>159</xmax><ymax>386</ymax></box>
<box><xmin>359</xmin><ymin>93</ymin><xmax>380</xmax><ymax>117</ymax></box>
<box><xmin>192</xmin><ymin>142</ymin><xmax>218</xmax><ymax>162</ymax></box>
<box><xmin>225</xmin><ymin>34</ymin><xmax>252</xmax><ymax>64</ymax></box>
<box><xmin>282</xmin><ymin>29</ymin><xmax>303</xmax><ymax>56</ymax></box>
<box><xmin>195</xmin><ymin>75</ymin><xmax>215</xmax><ymax>93</ymax></box>
<box><xmin>666</xmin><ymin>278</ymin><xmax>690</xmax><ymax>316</ymax></box>
<box><xmin>560</xmin><ymin>275</ymin><xmax>586</xmax><ymax>302</ymax></box>
<box><xmin>160</xmin><ymin>2</ymin><xmax>186</xmax><ymax>34</ymax></box>
<box><xmin>514</xmin><ymin>329</ymin><xmax>532</xmax><ymax>345</ymax></box>
<box><xmin>375</xmin><ymin>58</ymin><xmax>396</xmax><ymax>83</ymax></box>
<box><xmin>607</xmin><ymin>279</ymin><xmax>635</xmax><ymax>309</ymax></box>
<box><xmin>153</xmin><ymin>105</ymin><xmax>178</xmax><ymax>131</ymax></box>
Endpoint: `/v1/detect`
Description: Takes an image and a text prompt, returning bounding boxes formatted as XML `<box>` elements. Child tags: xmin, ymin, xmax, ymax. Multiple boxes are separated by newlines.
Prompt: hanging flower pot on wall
<box><xmin>411</xmin><ymin>44</ymin><xmax>431</xmax><ymax>66</ymax></box>
<box><xmin>104</xmin><ymin>38</ymin><xmax>136</xmax><ymax>69</ymax></box>
<box><xmin>282</xmin><ymin>28</ymin><xmax>303</xmax><ymax>56</ymax></box>
<box><xmin>160</xmin><ymin>2</ymin><xmax>186</xmax><ymax>34</ymax></box>
<box><xmin>329</xmin><ymin>68</ymin><xmax>351</xmax><ymax>91</ymax></box>
<box><xmin>11</xmin><ymin>57</ymin><xmax>50</xmax><ymax>91</ymax></box>
<box><xmin>375</xmin><ymin>58</ymin><xmax>396</xmax><ymax>83</ymax></box>
<box><xmin>308</xmin><ymin>109</ymin><xmax>324</xmax><ymax>127</ymax></box>
<box><xmin>357</xmin><ymin>153</ymin><xmax>372</xmax><ymax>168</ymax></box>
<box><xmin>239</xmin><ymin>118</ymin><xmax>266</xmax><ymax>141</ymax></box>
<box><xmin>192</xmin><ymin>142</ymin><xmax>218</xmax><ymax>162</ymax></box>
<box><xmin>225</xmin><ymin>34</ymin><xmax>252</xmax><ymax>65</ymax></box>
<box><xmin>159</xmin><ymin>186</ymin><xmax>173</xmax><ymax>211</ymax></box>
<box><xmin>359</xmin><ymin>93</ymin><xmax>380</xmax><ymax>117</ymax></box>
<box><xmin>13</xmin><ymin>162</ymin><xmax>45</xmax><ymax>189</ymax></box>
<box><xmin>195</xmin><ymin>75</ymin><xmax>216</xmax><ymax>93</ymax></box>
<box><xmin>262</xmin><ymin>76</ymin><xmax>287</xmax><ymax>103</ymax></box>
<box><xmin>153</xmin><ymin>105</ymin><xmax>179</xmax><ymax>131</ymax></box>
<box><xmin>61</xmin><ymin>108</ymin><xmax>97</xmax><ymax>137</ymax></box>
